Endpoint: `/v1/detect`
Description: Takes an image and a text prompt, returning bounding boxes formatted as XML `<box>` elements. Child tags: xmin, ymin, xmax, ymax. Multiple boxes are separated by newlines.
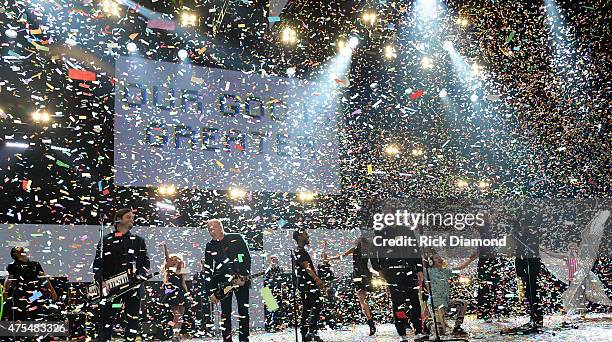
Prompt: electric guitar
<box><xmin>209</xmin><ymin>271</ymin><xmax>265</xmax><ymax>303</ymax></box>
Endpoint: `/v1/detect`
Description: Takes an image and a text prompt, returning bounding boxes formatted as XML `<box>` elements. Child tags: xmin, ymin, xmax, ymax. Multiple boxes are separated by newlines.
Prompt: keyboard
<box><xmin>87</xmin><ymin>271</ymin><xmax>131</xmax><ymax>302</ymax></box>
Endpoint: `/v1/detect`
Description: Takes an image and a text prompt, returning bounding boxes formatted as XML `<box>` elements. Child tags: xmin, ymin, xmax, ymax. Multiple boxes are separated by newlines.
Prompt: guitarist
<box><xmin>204</xmin><ymin>219</ymin><xmax>252</xmax><ymax>342</ymax></box>
<box><xmin>92</xmin><ymin>208</ymin><xmax>151</xmax><ymax>342</ymax></box>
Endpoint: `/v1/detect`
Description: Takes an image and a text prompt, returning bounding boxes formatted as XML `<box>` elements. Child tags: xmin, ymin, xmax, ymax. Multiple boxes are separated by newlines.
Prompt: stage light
<box><xmin>158</xmin><ymin>184</ymin><xmax>176</xmax><ymax>195</ymax></box>
<box><xmin>32</xmin><ymin>111</ymin><xmax>51</xmax><ymax>123</ymax></box>
<box><xmin>456</xmin><ymin>179</ymin><xmax>468</xmax><ymax>188</ymax></box>
<box><xmin>180</xmin><ymin>12</ymin><xmax>198</xmax><ymax>27</ymax></box>
<box><xmin>281</xmin><ymin>26</ymin><xmax>298</xmax><ymax>45</ymax></box>
<box><xmin>5</xmin><ymin>29</ymin><xmax>17</xmax><ymax>39</ymax></box>
<box><xmin>411</xmin><ymin>148</ymin><xmax>425</xmax><ymax>156</ymax></box>
<box><xmin>361</xmin><ymin>12</ymin><xmax>377</xmax><ymax>26</ymax></box>
<box><xmin>477</xmin><ymin>180</ymin><xmax>490</xmax><ymax>189</ymax></box>
<box><xmin>6</xmin><ymin>142</ymin><xmax>29</xmax><ymax>149</ymax></box>
<box><xmin>348</xmin><ymin>36</ymin><xmax>359</xmax><ymax>49</ymax></box>
<box><xmin>439</xmin><ymin>89</ymin><xmax>448</xmax><ymax>98</ymax></box>
<box><xmin>442</xmin><ymin>41</ymin><xmax>453</xmax><ymax>51</ymax></box>
<box><xmin>100</xmin><ymin>0</ymin><xmax>120</xmax><ymax>16</ymax></box>
<box><xmin>126</xmin><ymin>42</ymin><xmax>137</xmax><ymax>53</ymax></box>
<box><xmin>385</xmin><ymin>144</ymin><xmax>400</xmax><ymax>156</ymax></box>
<box><xmin>384</xmin><ymin>45</ymin><xmax>397</xmax><ymax>59</ymax></box>
<box><xmin>421</xmin><ymin>56</ymin><xmax>433</xmax><ymax>69</ymax></box>
<box><xmin>337</xmin><ymin>39</ymin><xmax>352</xmax><ymax>56</ymax></box>
<box><xmin>297</xmin><ymin>191</ymin><xmax>316</xmax><ymax>202</ymax></box>
<box><xmin>470</xmin><ymin>94</ymin><xmax>479</xmax><ymax>102</ymax></box>
<box><xmin>471</xmin><ymin>63</ymin><xmax>483</xmax><ymax>77</ymax></box>
<box><xmin>229</xmin><ymin>187</ymin><xmax>247</xmax><ymax>199</ymax></box>
<box><xmin>178</xmin><ymin>49</ymin><xmax>188</xmax><ymax>60</ymax></box>
<box><xmin>457</xmin><ymin>17</ymin><xmax>469</xmax><ymax>27</ymax></box>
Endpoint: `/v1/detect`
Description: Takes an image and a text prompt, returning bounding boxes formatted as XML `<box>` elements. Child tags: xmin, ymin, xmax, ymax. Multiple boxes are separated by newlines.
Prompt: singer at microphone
<box><xmin>92</xmin><ymin>208</ymin><xmax>151</xmax><ymax>342</ymax></box>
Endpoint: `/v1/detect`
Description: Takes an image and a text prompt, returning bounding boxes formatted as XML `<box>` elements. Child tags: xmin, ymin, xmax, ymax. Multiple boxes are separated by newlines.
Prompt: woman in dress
<box><xmin>160</xmin><ymin>243</ymin><xmax>191</xmax><ymax>341</ymax></box>
<box><xmin>328</xmin><ymin>236</ymin><xmax>377</xmax><ymax>336</ymax></box>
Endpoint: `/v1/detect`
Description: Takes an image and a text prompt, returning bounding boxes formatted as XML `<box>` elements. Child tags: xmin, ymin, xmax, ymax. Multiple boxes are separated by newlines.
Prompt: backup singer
<box><xmin>92</xmin><ymin>208</ymin><xmax>151</xmax><ymax>342</ymax></box>
<box><xmin>328</xmin><ymin>236</ymin><xmax>378</xmax><ymax>336</ymax></box>
<box><xmin>204</xmin><ymin>219</ymin><xmax>252</xmax><ymax>342</ymax></box>
<box><xmin>160</xmin><ymin>243</ymin><xmax>191</xmax><ymax>342</ymax></box>
<box><xmin>293</xmin><ymin>229</ymin><xmax>325</xmax><ymax>342</ymax></box>
<box><xmin>2</xmin><ymin>246</ymin><xmax>58</xmax><ymax>322</ymax></box>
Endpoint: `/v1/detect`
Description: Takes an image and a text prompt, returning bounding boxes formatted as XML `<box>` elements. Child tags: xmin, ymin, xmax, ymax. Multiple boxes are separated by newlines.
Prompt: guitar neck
<box><xmin>246</xmin><ymin>271</ymin><xmax>265</xmax><ymax>281</ymax></box>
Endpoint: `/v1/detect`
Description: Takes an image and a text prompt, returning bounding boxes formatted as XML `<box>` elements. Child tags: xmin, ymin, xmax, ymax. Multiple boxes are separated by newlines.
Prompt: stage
<box><xmin>178</xmin><ymin>314</ymin><xmax>611</xmax><ymax>342</ymax></box>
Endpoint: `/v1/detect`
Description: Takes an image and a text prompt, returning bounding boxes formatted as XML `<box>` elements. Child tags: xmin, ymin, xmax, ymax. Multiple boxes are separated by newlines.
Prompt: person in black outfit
<box><xmin>263</xmin><ymin>255</ymin><xmax>285</xmax><ymax>332</ymax></box>
<box><xmin>503</xmin><ymin>200</ymin><xmax>544</xmax><ymax>334</ymax></box>
<box><xmin>373</xmin><ymin>224</ymin><xmax>426</xmax><ymax>342</ymax></box>
<box><xmin>460</xmin><ymin>214</ymin><xmax>502</xmax><ymax>321</ymax></box>
<box><xmin>2</xmin><ymin>246</ymin><xmax>58</xmax><ymax>323</ymax></box>
<box><xmin>293</xmin><ymin>229</ymin><xmax>326</xmax><ymax>342</ymax></box>
<box><xmin>92</xmin><ymin>208</ymin><xmax>151</xmax><ymax>342</ymax></box>
<box><xmin>204</xmin><ymin>219</ymin><xmax>252</xmax><ymax>342</ymax></box>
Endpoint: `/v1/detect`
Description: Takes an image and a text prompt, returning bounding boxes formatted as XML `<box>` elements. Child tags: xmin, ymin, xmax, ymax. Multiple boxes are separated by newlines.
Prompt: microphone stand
<box><xmin>97</xmin><ymin>216</ymin><xmax>106</xmax><ymax>342</ymax></box>
<box><xmin>425</xmin><ymin>258</ymin><xmax>468</xmax><ymax>342</ymax></box>
<box><xmin>288</xmin><ymin>249</ymin><xmax>299</xmax><ymax>342</ymax></box>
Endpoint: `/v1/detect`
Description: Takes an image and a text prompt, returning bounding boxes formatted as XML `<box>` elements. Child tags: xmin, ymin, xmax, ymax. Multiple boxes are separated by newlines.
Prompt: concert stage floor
<box><xmin>187</xmin><ymin>313</ymin><xmax>611</xmax><ymax>342</ymax></box>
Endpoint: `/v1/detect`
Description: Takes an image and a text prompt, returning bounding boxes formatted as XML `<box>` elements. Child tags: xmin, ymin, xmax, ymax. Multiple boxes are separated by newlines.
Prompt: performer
<box><xmin>2</xmin><ymin>246</ymin><xmax>58</xmax><ymax>322</ymax></box>
<box><xmin>160</xmin><ymin>243</ymin><xmax>191</xmax><ymax>342</ymax></box>
<box><xmin>263</xmin><ymin>255</ymin><xmax>285</xmax><ymax>332</ymax></box>
<box><xmin>460</xmin><ymin>220</ymin><xmax>503</xmax><ymax>321</ymax></box>
<box><xmin>204</xmin><ymin>219</ymin><xmax>251</xmax><ymax>342</ymax></box>
<box><xmin>92</xmin><ymin>208</ymin><xmax>151</xmax><ymax>342</ymax></box>
<box><xmin>423</xmin><ymin>254</ymin><xmax>470</xmax><ymax>337</ymax></box>
<box><xmin>293</xmin><ymin>229</ymin><xmax>326</xmax><ymax>342</ymax></box>
<box><xmin>328</xmin><ymin>236</ymin><xmax>377</xmax><ymax>335</ymax></box>
<box><xmin>502</xmin><ymin>200</ymin><xmax>544</xmax><ymax>335</ymax></box>
<box><xmin>373</xmin><ymin>218</ymin><xmax>427</xmax><ymax>342</ymax></box>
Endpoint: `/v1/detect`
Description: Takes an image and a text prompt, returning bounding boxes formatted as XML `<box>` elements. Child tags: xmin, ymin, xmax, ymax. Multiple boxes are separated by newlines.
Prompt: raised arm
<box><xmin>163</xmin><ymin>243</ymin><xmax>170</xmax><ymax>261</ymax></box>
<box><xmin>329</xmin><ymin>247</ymin><xmax>355</xmax><ymax>261</ymax></box>
<box><xmin>541</xmin><ymin>247</ymin><xmax>566</xmax><ymax>259</ymax></box>
<box><xmin>453</xmin><ymin>253</ymin><xmax>478</xmax><ymax>271</ymax></box>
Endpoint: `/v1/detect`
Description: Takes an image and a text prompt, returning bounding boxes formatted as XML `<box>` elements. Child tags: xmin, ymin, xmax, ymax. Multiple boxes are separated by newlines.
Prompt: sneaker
<box><xmin>501</xmin><ymin>322</ymin><xmax>541</xmax><ymax>335</ymax></box>
<box><xmin>414</xmin><ymin>333</ymin><xmax>428</xmax><ymax>342</ymax></box>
